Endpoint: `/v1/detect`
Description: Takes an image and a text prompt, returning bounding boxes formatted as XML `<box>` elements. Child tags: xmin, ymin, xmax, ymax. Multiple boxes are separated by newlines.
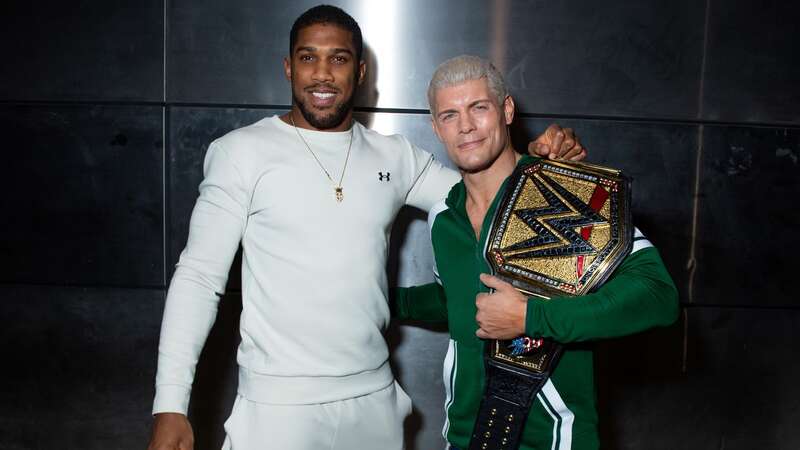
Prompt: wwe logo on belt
<box><xmin>508</xmin><ymin>336</ymin><xmax>544</xmax><ymax>356</ymax></box>
<box><xmin>378</xmin><ymin>172</ymin><xmax>391</xmax><ymax>181</ymax></box>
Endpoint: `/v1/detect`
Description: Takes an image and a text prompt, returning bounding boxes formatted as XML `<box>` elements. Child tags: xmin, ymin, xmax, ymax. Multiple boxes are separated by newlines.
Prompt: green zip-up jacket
<box><xmin>394</xmin><ymin>155</ymin><xmax>679</xmax><ymax>450</ymax></box>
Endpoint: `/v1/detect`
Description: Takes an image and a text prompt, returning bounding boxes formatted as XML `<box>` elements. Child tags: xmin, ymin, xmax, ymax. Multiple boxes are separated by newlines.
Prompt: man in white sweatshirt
<box><xmin>147</xmin><ymin>5</ymin><xmax>586</xmax><ymax>450</ymax></box>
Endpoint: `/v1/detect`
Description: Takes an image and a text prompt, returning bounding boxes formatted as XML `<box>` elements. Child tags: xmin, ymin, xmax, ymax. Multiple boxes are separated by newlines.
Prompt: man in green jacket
<box><xmin>393</xmin><ymin>55</ymin><xmax>680</xmax><ymax>450</ymax></box>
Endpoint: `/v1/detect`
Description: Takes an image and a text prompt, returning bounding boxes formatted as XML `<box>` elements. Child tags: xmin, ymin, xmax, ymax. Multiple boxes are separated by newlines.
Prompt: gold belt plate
<box><xmin>486</xmin><ymin>159</ymin><xmax>633</xmax><ymax>299</ymax></box>
<box><xmin>485</xmin><ymin>159</ymin><xmax>633</xmax><ymax>372</ymax></box>
<box><xmin>484</xmin><ymin>160</ymin><xmax>633</xmax><ymax>373</ymax></box>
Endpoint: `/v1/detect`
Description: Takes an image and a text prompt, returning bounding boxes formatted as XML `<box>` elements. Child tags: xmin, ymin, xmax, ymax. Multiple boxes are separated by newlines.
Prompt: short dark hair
<box><xmin>289</xmin><ymin>5</ymin><xmax>363</xmax><ymax>62</ymax></box>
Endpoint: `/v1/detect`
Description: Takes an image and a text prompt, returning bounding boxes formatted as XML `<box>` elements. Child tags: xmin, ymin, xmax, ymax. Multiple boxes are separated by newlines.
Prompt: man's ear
<box><xmin>283</xmin><ymin>57</ymin><xmax>292</xmax><ymax>82</ymax></box>
<box><xmin>503</xmin><ymin>95</ymin><xmax>515</xmax><ymax>125</ymax></box>
<box><xmin>357</xmin><ymin>60</ymin><xmax>366</xmax><ymax>85</ymax></box>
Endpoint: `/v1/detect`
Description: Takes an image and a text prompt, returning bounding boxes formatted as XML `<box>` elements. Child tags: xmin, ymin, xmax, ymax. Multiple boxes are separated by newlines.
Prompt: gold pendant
<box><xmin>335</xmin><ymin>186</ymin><xmax>343</xmax><ymax>202</ymax></box>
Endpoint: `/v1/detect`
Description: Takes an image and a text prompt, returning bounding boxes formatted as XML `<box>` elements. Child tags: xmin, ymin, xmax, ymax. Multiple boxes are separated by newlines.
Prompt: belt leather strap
<box><xmin>468</xmin><ymin>341</ymin><xmax>563</xmax><ymax>450</ymax></box>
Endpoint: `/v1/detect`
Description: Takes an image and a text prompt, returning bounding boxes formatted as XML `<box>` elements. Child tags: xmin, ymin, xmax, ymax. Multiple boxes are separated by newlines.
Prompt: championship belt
<box><xmin>468</xmin><ymin>160</ymin><xmax>632</xmax><ymax>450</ymax></box>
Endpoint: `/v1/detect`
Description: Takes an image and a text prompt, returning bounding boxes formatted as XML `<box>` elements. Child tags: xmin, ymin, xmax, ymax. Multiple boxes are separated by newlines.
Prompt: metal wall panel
<box><xmin>702</xmin><ymin>1</ymin><xmax>800</xmax><ymax>124</ymax></box>
<box><xmin>167</xmin><ymin>0</ymin><xmax>297</xmax><ymax>105</ymax></box>
<box><xmin>0</xmin><ymin>104</ymin><xmax>164</xmax><ymax>287</ymax></box>
<box><xmin>168</xmin><ymin>0</ymin><xmax>704</xmax><ymax>119</ymax></box>
<box><xmin>594</xmin><ymin>313</ymin><xmax>685</xmax><ymax>449</ymax></box>
<box><xmin>694</xmin><ymin>125</ymin><xmax>800</xmax><ymax>307</ymax></box>
<box><xmin>678</xmin><ymin>306</ymin><xmax>800</xmax><ymax>450</ymax></box>
<box><xmin>0</xmin><ymin>286</ymin><xmax>164</xmax><ymax>450</ymax></box>
<box><xmin>595</xmin><ymin>306</ymin><xmax>800</xmax><ymax>450</ymax></box>
<box><xmin>473</xmin><ymin>0</ymin><xmax>705</xmax><ymax>119</ymax></box>
<box><xmin>0</xmin><ymin>0</ymin><xmax>164</xmax><ymax>101</ymax></box>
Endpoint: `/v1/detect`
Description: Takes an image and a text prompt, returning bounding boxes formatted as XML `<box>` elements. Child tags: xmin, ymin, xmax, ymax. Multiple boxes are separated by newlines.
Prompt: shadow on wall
<box><xmin>354</xmin><ymin>43</ymin><xmax>380</xmax><ymax>128</ymax></box>
<box><xmin>386</xmin><ymin>204</ymin><xmax>449</xmax><ymax>450</ymax></box>
<box><xmin>188</xmin><ymin>291</ymin><xmax>242</xmax><ymax>450</ymax></box>
<box><xmin>508</xmin><ymin>104</ymin><xmax>535</xmax><ymax>156</ymax></box>
<box><xmin>386</xmin><ymin>205</ymin><xmax>427</xmax><ymax>450</ymax></box>
<box><xmin>594</xmin><ymin>317</ymin><xmax>685</xmax><ymax>449</ymax></box>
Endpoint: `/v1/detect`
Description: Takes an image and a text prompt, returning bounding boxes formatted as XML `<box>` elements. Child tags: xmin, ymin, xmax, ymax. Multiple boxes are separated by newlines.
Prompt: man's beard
<box><xmin>292</xmin><ymin>87</ymin><xmax>356</xmax><ymax>130</ymax></box>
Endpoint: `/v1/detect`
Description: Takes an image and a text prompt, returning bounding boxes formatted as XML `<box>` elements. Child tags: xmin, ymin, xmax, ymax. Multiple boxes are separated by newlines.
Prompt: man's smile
<box><xmin>305</xmin><ymin>86</ymin><xmax>340</xmax><ymax>108</ymax></box>
<box><xmin>458</xmin><ymin>137</ymin><xmax>486</xmax><ymax>150</ymax></box>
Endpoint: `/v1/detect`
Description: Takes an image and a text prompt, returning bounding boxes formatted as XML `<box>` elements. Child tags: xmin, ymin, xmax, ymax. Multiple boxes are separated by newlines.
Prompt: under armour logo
<box><xmin>378</xmin><ymin>172</ymin><xmax>391</xmax><ymax>181</ymax></box>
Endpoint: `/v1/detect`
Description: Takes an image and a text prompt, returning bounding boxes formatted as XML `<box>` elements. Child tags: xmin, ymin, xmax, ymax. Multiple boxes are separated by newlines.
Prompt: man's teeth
<box><xmin>312</xmin><ymin>92</ymin><xmax>335</xmax><ymax>99</ymax></box>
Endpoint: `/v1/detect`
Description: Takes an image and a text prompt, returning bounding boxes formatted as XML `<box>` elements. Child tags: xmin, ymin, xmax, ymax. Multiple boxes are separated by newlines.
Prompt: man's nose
<box><xmin>458</xmin><ymin>114</ymin><xmax>476</xmax><ymax>134</ymax></box>
<box><xmin>312</xmin><ymin>60</ymin><xmax>334</xmax><ymax>83</ymax></box>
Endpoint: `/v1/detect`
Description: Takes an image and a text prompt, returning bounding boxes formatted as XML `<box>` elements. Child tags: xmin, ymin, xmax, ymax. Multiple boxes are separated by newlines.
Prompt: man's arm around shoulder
<box><xmin>475</xmin><ymin>246</ymin><xmax>679</xmax><ymax>341</ymax></box>
<box><xmin>523</xmin><ymin>246</ymin><xmax>679</xmax><ymax>342</ymax></box>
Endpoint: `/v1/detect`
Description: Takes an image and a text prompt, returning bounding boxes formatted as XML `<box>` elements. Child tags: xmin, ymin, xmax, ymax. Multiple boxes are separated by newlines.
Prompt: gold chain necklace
<box><xmin>290</xmin><ymin>112</ymin><xmax>353</xmax><ymax>203</ymax></box>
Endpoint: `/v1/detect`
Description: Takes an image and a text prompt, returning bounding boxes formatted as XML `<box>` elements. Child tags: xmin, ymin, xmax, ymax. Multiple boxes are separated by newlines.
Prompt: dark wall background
<box><xmin>1</xmin><ymin>1</ymin><xmax>798</xmax><ymax>449</ymax></box>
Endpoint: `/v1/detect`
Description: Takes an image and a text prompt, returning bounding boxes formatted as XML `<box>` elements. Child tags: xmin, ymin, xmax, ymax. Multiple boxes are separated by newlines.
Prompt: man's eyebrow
<box><xmin>294</xmin><ymin>46</ymin><xmax>353</xmax><ymax>56</ymax></box>
<box><xmin>469</xmin><ymin>99</ymin><xmax>492</xmax><ymax>107</ymax></box>
<box><xmin>330</xmin><ymin>48</ymin><xmax>354</xmax><ymax>56</ymax></box>
<box><xmin>437</xmin><ymin>99</ymin><xmax>492</xmax><ymax>117</ymax></box>
<box><xmin>437</xmin><ymin>108</ymin><xmax>457</xmax><ymax>118</ymax></box>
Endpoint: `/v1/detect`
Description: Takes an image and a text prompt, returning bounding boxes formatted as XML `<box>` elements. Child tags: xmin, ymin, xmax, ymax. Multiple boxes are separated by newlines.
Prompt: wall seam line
<box><xmin>683</xmin><ymin>0</ymin><xmax>712</xmax><ymax>373</ymax></box>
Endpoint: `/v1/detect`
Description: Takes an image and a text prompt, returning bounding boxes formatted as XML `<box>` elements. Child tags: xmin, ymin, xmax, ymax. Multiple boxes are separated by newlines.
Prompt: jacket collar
<box><xmin>445</xmin><ymin>154</ymin><xmax>541</xmax><ymax>214</ymax></box>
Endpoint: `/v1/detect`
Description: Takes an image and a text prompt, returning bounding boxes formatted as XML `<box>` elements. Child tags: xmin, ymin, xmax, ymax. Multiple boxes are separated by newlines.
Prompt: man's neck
<box><xmin>462</xmin><ymin>146</ymin><xmax>521</xmax><ymax>237</ymax></box>
<box><xmin>463</xmin><ymin>146</ymin><xmax>521</xmax><ymax>210</ymax></box>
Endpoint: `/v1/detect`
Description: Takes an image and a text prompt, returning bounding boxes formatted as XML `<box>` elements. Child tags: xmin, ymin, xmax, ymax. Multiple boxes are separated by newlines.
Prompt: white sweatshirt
<box><xmin>153</xmin><ymin>115</ymin><xmax>460</xmax><ymax>413</ymax></box>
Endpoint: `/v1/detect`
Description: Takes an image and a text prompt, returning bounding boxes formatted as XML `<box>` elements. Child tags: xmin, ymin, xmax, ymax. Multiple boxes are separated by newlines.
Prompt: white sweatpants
<box><xmin>221</xmin><ymin>381</ymin><xmax>413</xmax><ymax>450</ymax></box>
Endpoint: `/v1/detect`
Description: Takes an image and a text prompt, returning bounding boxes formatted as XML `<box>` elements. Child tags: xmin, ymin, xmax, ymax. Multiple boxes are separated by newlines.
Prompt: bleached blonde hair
<box><xmin>427</xmin><ymin>55</ymin><xmax>508</xmax><ymax>115</ymax></box>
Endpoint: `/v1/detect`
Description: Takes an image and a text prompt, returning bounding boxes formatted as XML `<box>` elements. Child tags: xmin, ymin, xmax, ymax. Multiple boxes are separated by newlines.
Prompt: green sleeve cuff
<box><xmin>392</xmin><ymin>283</ymin><xmax>448</xmax><ymax>322</ymax></box>
<box><xmin>391</xmin><ymin>286</ymin><xmax>410</xmax><ymax>319</ymax></box>
<box><xmin>524</xmin><ymin>295</ymin><xmax>555</xmax><ymax>338</ymax></box>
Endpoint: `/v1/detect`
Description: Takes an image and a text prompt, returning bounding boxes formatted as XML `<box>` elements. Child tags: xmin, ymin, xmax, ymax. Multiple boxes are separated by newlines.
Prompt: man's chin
<box><xmin>451</xmin><ymin>154</ymin><xmax>493</xmax><ymax>174</ymax></box>
<box><xmin>297</xmin><ymin>104</ymin><xmax>350</xmax><ymax>130</ymax></box>
<box><xmin>457</xmin><ymin>161</ymin><xmax>492</xmax><ymax>174</ymax></box>
<box><xmin>306</xmin><ymin>113</ymin><xmax>344</xmax><ymax>129</ymax></box>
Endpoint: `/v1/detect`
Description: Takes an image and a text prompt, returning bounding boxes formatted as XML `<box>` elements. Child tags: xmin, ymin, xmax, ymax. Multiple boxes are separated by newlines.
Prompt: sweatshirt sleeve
<box><xmin>392</xmin><ymin>283</ymin><xmax>449</xmax><ymax>323</ymax></box>
<box><xmin>152</xmin><ymin>142</ymin><xmax>249</xmax><ymax>415</ymax></box>
<box><xmin>403</xmin><ymin>143</ymin><xmax>461</xmax><ymax>212</ymax></box>
<box><xmin>524</xmin><ymin>246</ymin><xmax>680</xmax><ymax>343</ymax></box>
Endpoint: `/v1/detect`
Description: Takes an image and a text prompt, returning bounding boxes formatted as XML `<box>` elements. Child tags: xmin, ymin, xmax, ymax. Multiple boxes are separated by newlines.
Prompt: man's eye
<box><xmin>474</xmin><ymin>104</ymin><xmax>489</xmax><ymax>111</ymax></box>
<box><xmin>441</xmin><ymin>114</ymin><xmax>455</xmax><ymax>122</ymax></box>
<box><xmin>332</xmin><ymin>56</ymin><xmax>348</xmax><ymax>64</ymax></box>
<box><xmin>299</xmin><ymin>55</ymin><xmax>314</xmax><ymax>62</ymax></box>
